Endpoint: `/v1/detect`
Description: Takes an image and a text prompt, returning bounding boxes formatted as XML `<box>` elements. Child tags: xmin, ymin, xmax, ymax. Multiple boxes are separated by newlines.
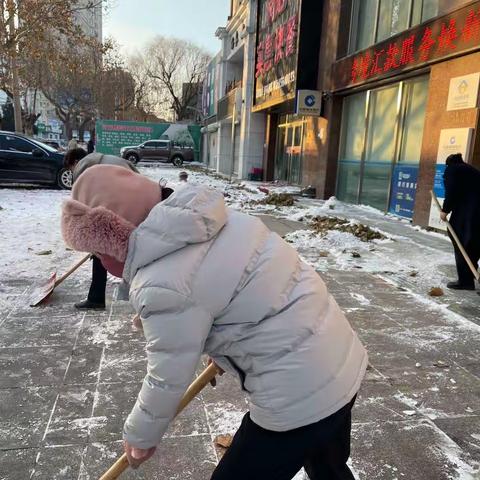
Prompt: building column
<box><xmin>237</xmin><ymin>1</ymin><xmax>266</xmax><ymax>180</ymax></box>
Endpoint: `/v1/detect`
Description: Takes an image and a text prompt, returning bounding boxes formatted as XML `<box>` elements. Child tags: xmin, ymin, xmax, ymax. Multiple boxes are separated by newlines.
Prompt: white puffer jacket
<box><xmin>122</xmin><ymin>185</ymin><xmax>368</xmax><ymax>449</ymax></box>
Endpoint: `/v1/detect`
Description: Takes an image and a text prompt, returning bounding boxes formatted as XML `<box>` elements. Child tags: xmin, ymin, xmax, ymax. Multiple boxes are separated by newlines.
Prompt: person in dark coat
<box><xmin>63</xmin><ymin>148</ymin><xmax>171</xmax><ymax>309</ymax></box>
<box><xmin>87</xmin><ymin>137</ymin><xmax>95</xmax><ymax>154</ymax></box>
<box><xmin>440</xmin><ymin>153</ymin><xmax>480</xmax><ymax>290</ymax></box>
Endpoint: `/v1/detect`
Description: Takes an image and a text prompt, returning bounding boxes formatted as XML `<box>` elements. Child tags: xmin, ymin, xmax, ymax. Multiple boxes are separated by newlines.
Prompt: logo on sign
<box><xmin>450</xmin><ymin>136</ymin><xmax>456</xmax><ymax>145</ymax></box>
<box><xmin>305</xmin><ymin>95</ymin><xmax>316</xmax><ymax>107</ymax></box>
<box><xmin>458</xmin><ymin>80</ymin><xmax>468</xmax><ymax>95</ymax></box>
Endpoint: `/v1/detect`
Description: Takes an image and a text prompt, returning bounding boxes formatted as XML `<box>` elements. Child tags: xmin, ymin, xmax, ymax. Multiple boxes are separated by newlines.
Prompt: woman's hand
<box><xmin>440</xmin><ymin>211</ymin><xmax>448</xmax><ymax>222</ymax></box>
<box><xmin>123</xmin><ymin>440</ymin><xmax>156</xmax><ymax>469</ymax></box>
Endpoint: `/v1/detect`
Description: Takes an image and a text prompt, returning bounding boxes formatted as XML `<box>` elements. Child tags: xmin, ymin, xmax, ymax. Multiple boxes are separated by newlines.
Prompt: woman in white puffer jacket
<box><xmin>62</xmin><ymin>164</ymin><xmax>367</xmax><ymax>480</ymax></box>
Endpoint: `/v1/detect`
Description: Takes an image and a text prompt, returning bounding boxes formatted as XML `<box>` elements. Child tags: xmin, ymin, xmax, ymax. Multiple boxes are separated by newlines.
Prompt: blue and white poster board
<box><xmin>428</xmin><ymin>128</ymin><xmax>473</xmax><ymax>230</ymax></box>
<box><xmin>389</xmin><ymin>165</ymin><xmax>419</xmax><ymax>219</ymax></box>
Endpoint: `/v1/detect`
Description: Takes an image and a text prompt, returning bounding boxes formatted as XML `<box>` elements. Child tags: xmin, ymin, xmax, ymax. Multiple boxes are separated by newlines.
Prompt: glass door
<box><xmin>275</xmin><ymin>126</ymin><xmax>287</xmax><ymax>181</ymax></box>
<box><xmin>337</xmin><ymin>92</ymin><xmax>367</xmax><ymax>203</ymax></box>
<box><xmin>289</xmin><ymin>124</ymin><xmax>303</xmax><ymax>185</ymax></box>
<box><xmin>360</xmin><ymin>84</ymin><xmax>400</xmax><ymax>210</ymax></box>
<box><xmin>274</xmin><ymin>119</ymin><xmax>304</xmax><ymax>184</ymax></box>
<box><xmin>388</xmin><ymin>76</ymin><xmax>428</xmax><ymax>218</ymax></box>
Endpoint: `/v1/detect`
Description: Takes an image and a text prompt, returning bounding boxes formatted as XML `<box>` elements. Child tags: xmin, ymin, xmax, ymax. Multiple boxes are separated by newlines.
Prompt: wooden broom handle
<box><xmin>54</xmin><ymin>254</ymin><xmax>92</xmax><ymax>287</ymax></box>
<box><xmin>98</xmin><ymin>362</ymin><xmax>218</xmax><ymax>480</ymax></box>
<box><xmin>431</xmin><ymin>191</ymin><xmax>480</xmax><ymax>281</ymax></box>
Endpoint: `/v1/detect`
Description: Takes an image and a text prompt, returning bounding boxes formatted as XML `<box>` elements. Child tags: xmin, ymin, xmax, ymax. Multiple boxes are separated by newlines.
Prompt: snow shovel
<box><xmin>98</xmin><ymin>362</ymin><xmax>219</xmax><ymax>480</ymax></box>
<box><xmin>29</xmin><ymin>254</ymin><xmax>92</xmax><ymax>307</ymax></box>
<box><xmin>431</xmin><ymin>191</ymin><xmax>480</xmax><ymax>282</ymax></box>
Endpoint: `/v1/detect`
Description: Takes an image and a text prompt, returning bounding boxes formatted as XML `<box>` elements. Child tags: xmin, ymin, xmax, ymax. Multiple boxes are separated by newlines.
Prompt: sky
<box><xmin>103</xmin><ymin>0</ymin><xmax>230</xmax><ymax>56</ymax></box>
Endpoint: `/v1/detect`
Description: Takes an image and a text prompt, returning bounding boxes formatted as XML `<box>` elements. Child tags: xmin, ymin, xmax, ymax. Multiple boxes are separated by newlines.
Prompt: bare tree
<box><xmin>33</xmin><ymin>36</ymin><xmax>106</xmax><ymax>140</ymax></box>
<box><xmin>21</xmin><ymin>88</ymin><xmax>41</xmax><ymax>136</ymax></box>
<box><xmin>98</xmin><ymin>41</ymin><xmax>136</xmax><ymax>121</ymax></box>
<box><xmin>127</xmin><ymin>52</ymin><xmax>163</xmax><ymax>122</ymax></box>
<box><xmin>145</xmin><ymin>36</ymin><xmax>211</xmax><ymax>122</ymax></box>
<box><xmin>0</xmin><ymin>0</ymin><xmax>105</xmax><ymax>132</ymax></box>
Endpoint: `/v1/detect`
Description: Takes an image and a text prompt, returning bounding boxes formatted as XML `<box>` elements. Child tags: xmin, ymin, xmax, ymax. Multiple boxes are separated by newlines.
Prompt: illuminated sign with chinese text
<box><xmin>333</xmin><ymin>4</ymin><xmax>480</xmax><ymax>91</ymax></box>
<box><xmin>254</xmin><ymin>0</ymin><xmax>300</xmax><ymax>110</ymax></box>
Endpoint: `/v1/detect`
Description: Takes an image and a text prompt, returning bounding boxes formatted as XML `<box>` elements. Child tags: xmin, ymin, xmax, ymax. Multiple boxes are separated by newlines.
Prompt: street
<box><xmin>0</xmin><ymin>165</ymin><xmax>479</xmax><ymax>479</ymax></box>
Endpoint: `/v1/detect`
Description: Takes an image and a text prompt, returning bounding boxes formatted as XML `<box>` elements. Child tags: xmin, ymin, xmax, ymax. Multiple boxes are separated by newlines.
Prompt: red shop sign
<box><xmin>254</xmin><ymin>0</ymin><xmax>300</xmax><ymax>110</ymax></box>
<box><xmin>332</xmin><ymin>3</ymin><xmax>480</xmax><ymax>91</ymax></box>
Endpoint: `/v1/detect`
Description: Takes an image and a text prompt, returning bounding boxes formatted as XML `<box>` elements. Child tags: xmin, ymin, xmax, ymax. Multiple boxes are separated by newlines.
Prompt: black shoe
<box><xmin>74</xmin><ymin>299</ymin><xmax>106</xmax><ymax>310</ymax></box>
<box><xmin>446</xmin><ymin>281</ymin><xmax>475</xmax><ymax>291</ymax></box>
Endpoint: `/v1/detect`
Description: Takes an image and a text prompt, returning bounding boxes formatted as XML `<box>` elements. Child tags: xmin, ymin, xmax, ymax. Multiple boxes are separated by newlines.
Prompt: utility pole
<box><xmin>8</xmin><ymin>1</ymin><xmax>23</xmax><ymax>132</ymax></box>
<box><xmin>229</xmin><ymin>99</ymin><xmax>237</xmax><ymax>182</ymax></box>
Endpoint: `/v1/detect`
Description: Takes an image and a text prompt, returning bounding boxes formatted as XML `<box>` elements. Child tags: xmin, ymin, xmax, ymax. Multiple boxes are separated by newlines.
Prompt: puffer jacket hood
<box><xmin>123</xmin><ymin>184</ymin><xmax>227</xmax><ymax>283</ymax></box>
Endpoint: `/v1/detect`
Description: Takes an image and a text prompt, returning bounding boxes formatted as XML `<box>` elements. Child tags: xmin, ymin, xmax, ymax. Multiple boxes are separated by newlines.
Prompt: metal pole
<box><xmin>206</xmin><ymin>125</ymin><xmax>210</xmax><ymax>167</ymax></box>
<box><xmin>230</xmin><ymin>100</ymin><xmax>236</xmax><ymax>182</ymax></box>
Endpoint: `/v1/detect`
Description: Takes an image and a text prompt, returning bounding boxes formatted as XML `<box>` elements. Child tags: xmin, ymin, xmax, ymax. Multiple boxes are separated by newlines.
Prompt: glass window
<box><xmin>361</xmin><ymin>85</ymin><xmax>399</xmax><ymax>210</ymax></box>
<box><xmin>398</xmin><ymin>76</ymin><xmax>429</xmax><ymax>164</ymax></box>
<box><xmin>411</xmin><ymin>1</ymin><xmax>421</xmax><ymax>25</ymax></box>
<box><xmin>337</xmin><ymin>78</ymin><xmax>429</xmax><ymax>213</ymax></box>
<box><xmin>337</xmin><ymin>92</ymin><xmax>367</xmax><ymax>203</ymax></box>
<box><xmin>355</xmin><ymin>0</ymin><xmax>378</xmax><ymax>51</ymax></box>
<box><xmin>275</xmin><ymin>127</ymin><xmax>287</xmax><ymax>181</ymax></box>
<box><xmin>31</xmin><ymin>138</ymin><xmax>57</xmax><ymax>153</ymax></box>
<box><xmin>1</xmin><ymin>135</ymin><xmax>35</xmax><ymax>153</ymax></box>
<box><xmin>351</xmin><ymin>0</ymin><xmax>440</xmax><ymax>53</ymax></box>
<box><xmin>377</xmin><ymin>0</ymin><xmax>409</xmax><ymax>42</ymax></box>
<box><xmin>290</xmin><ymin>125</ymin><xmax>303</xmax><ymax>185</ymax></box>
<box><xmin>421</xmin><ymin>0</ymin><xmax>438</xmax><ymax>22</ymax></box>
<box><xmin>144</xmin><ymin>141</ymin><xmax>158</xmax><ymax>148</ymax></box>
<box><xmin>158</xmin><ymin>141</ymin><xmax>169</xmax><ymax>149</ymax></box>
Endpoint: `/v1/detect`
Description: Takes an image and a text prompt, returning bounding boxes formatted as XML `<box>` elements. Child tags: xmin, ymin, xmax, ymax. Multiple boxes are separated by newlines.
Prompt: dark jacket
<box><xmin>443</xmin><ymin>163</ymin><xmax>480</xmax><ymax>244</ymax></box>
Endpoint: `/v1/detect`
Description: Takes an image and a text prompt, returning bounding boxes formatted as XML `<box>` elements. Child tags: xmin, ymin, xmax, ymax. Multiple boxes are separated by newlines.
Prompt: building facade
<box><xmin>204</xmin><ymin>0</ymin><xmax>480</xmax><ymax>229</ymax></box>
<box><xmin>319</xmin><ymin>0</ymin><xmax>480</xmax><ymax>228</ymax></box>
<box><xmin>75</xmin><ymin>0</ymin><xmax>103</xmax><ymax>42</ymax></box>
<box><xmin>203</xmin><ymin>0</ymin><xmax>266</xmax><ymax>179</ymax></box>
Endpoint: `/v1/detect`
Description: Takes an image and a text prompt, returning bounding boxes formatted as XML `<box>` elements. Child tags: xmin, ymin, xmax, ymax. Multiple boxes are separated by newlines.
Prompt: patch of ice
<box><xmin>350</xmin><ymin>293</ymin><xmax>371</xmax><ymax>306</ymax></box>
<box><xmin>205</xmin><ymin>401</ymin><xmax>245</xmax><ymax>436</ymax></box>
<box><xmin>431</xmin><ymin>429</ymin><xmax>480</xmax><ymax>479</ymax></box>
<box><xmin>71</xmin><ymin>416</ymin><xmax>108</xmax><ymax>429</ymax></box>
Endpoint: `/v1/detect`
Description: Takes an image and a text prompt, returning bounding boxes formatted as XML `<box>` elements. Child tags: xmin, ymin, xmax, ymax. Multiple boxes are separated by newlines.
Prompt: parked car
<box><xmin>120</xmin><ymin>140</ymin><xmax>194</xmax><ymax>166</ymax></box>
<box><xmin>38</xmin><ymin>139</ymin><xmax>66</xmax><ymax>152</ymax></box>
<box><xmin>0</xmin><ymin>131</ymin><xmax>71</xmax><ymax>189</ymax></box>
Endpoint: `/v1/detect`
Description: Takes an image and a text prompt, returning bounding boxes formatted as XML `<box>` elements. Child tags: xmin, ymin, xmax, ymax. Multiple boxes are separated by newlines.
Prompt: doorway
<box><xmin>274</xmin><ymin>116</ymin><xmax>304</xmax><ymax>184</ymax></box>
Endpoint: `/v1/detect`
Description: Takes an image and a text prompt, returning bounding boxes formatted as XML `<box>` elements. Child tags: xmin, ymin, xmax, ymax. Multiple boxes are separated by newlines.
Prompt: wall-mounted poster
<box><xmin>388</xmin><ymin>165</ymin><xmax>419</xmax><ymax>219</ymax></box>
<box><xmin>447</xmin><ymin>73</ymin><xmax>480</xmax><ymax>111</ymax></box>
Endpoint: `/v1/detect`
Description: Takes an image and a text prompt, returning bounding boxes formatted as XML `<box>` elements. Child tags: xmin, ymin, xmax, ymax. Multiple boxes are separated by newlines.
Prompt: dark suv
<box><xmin>120</xmin><ymin>140</ymin><xmax>194</xmax><ymax>166</ymax></box>
<box><xmin>0</xmin><ymin>131</ymin><xmax>71</xmax><ymax>189</ymax></box>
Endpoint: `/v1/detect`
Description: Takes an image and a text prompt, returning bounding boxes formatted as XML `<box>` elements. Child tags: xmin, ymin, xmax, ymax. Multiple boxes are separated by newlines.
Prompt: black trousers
<box><xmin>452</xmin><ymin>238</ymin><xmax>480</xmax><ymax>287</ymax></box>
<box><xmin>211</xmin><ymin>397</ymin><xmax>356</xmax><ymax>480</ymax></box>
<box><xmin>87</xmin><ymin>256</ymin><xmax>107</xmax><ymax>303</ymax></box>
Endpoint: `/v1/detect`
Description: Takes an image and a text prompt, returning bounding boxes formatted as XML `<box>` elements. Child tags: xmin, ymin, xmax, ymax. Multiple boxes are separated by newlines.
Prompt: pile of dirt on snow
<box><xmin>184</xmin><ymin>165</ymin><xmax>229</xmax><ymax>182</ymax></box>
<box><xmin>310</xmin><ymin>216</ymin><xmax>386</xmax><ymax>242</ymax></box>
<box><xmin>256</xmin><ymin>193</ymin><xmax>296</xmax><ymax>207</ymax></box>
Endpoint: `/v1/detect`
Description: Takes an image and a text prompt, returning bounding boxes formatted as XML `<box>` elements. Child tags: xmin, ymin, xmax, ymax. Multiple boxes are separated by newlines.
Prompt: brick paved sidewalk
<box><xmin>0</xmin><ymin>215</ymin><xmax>479</xmax><ymax>479</ymax></box>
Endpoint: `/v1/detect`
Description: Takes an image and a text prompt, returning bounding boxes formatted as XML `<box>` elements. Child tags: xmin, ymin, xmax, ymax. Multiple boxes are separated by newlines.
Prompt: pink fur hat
<box><xmin>62</xmin><ymin>164</ymin><xmax>162</xmax><ymax>277</ymax></box>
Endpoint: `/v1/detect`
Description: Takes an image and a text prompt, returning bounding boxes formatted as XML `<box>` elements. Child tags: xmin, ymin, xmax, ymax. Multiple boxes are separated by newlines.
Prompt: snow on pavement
<box><xmin>1</xmin><ymin>163</ymin><xmax>479</xmax><ymax>479</ymax></box>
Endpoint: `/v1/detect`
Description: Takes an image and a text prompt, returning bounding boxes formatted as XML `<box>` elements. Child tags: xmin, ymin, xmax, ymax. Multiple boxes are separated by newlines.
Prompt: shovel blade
<box><xmin>29</xmin><ymin>271</ymin><xmax>57</xmax><ymax>307</ymax></box>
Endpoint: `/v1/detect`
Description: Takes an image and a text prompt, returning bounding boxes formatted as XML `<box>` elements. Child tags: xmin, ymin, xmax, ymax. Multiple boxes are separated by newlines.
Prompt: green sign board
<box><xmin>96</xmin><ymin>119</ymin><xmax>202</xmax><ymax>161</ymax></box>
